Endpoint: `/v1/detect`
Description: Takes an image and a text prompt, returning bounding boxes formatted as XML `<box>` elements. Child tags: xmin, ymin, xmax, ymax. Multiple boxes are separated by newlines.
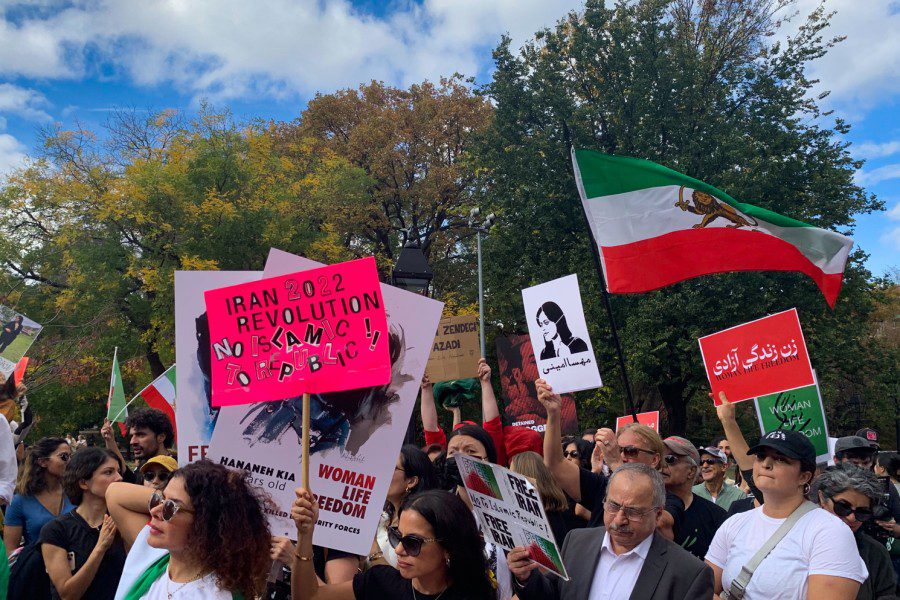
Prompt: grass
<box><xmin>0</xmin><ymin>333</ymin><xmax>39</xmax><ymax>363</ymax></box>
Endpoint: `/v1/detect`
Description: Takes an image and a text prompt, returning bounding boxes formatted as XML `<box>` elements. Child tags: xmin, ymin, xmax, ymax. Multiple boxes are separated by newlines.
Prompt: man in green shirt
<box><xmin>691</xmin><ymin>447</ymin><xmax>746</xmax><ymax>511</ymax></box>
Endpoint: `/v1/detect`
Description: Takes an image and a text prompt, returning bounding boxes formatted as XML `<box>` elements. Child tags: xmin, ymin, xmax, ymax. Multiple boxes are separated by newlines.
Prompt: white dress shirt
<box><xmin>589</xmin><ymin>531</ymin><xmax>654</xmax><ymax>600</ymax></box>
<box><xmin>0</xmin><ymin>414</ymin><xmax>18</xmax><ymax>504</ymax></box>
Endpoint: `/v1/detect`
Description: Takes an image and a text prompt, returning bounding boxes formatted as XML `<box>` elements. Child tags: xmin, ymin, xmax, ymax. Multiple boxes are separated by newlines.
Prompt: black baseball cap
<box><xmin>747</xmin><ymin>429</ymin><xmax>816</xmax><ymax>465</ymax></box>
<box><xmin>855</xmin><ymin>428</ymin><xmax>880</xmax><ymax>449</ymax></box>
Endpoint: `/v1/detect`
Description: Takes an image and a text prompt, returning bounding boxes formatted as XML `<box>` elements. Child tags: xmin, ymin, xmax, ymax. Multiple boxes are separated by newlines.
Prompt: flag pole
<box><xmin>570</xmin><ymin>147</ymin><xmax>639</xmax><ymax>423</ymax></box>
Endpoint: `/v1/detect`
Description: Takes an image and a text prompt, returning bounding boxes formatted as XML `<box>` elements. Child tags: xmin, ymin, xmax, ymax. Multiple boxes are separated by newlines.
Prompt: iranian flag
<box><xmin>106</xmin><ymin>348</ymin><xmax>128</xmax><ymax>434</ymax></box>
<box><xmin>572</xmin><ymin>149</ymin><xmax>854</xmax><ymax>307</ymax></box>
<box><xmin>132</xmin><ymin>365</ymin><xmax>176</xmax><ymax>434</ymax></box>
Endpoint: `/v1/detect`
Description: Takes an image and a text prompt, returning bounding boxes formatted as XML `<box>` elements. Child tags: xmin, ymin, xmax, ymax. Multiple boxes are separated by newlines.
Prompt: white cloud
<box><xmin>0</xmin><ymin>0</ymin><xmax>580</xmax><ymax>101</ymax></box>
<box><xmin>855</xmin><ymin>140</ymin><xmax>900</xmax><ymax>160</ymax></box>
<box><xmin>0</xmin><ymin>133</ymin><xmax>27</xmax><ymax>176</ymax></box>
<box><xmin>855</xmin><ymin>163</ymin><xmax>900</xmax><ymax>186</ymax></box>
<box><xmin>882</xmin><ymin>202</ymin><xmax>900</xmax><ymax>251</ymax></box>
<box><xmin>0</xmin><ymin>83</ymin><xmax>52</xmax><ymax>122</ymax></box>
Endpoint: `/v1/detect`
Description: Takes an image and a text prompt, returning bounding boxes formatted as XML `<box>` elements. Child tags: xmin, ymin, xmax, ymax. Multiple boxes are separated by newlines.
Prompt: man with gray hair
<box><xmin>508</xmin><ymin>463</ymin><xmax>713</xmax><ymax>599</ymax></box>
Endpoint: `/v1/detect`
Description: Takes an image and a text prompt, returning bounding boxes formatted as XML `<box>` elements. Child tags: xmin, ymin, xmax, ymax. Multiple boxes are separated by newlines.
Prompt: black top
<box><xmin>312</xmin><ymin>545</ymin><xmax>358</xmax><ymax>582</ymax></box>
<box><xmin>353</xmin><ymin>565</ymin><xmax>489</xmax><ymax>600</ymax></box>
<box><xmin>546</xmin><ymin>503</ymin><xmax>586</xmax><ymax>547</ymax></box>
<box><xmin>726</xmin><ymin>496</ymin><xmax>756</xmax><ymax>518</ymax></box>
<box><xmin>674</xmin><ymin>494</ymin><xmax>727</xmax><ymax>560</ymax></box>
<box><xmin>39</xmin><ymin>511</ymin><xmax>127</xmax><ymax>600</ymax></box>
<box><xmin>854</xmin><ymin>530</ymin><xmax>897</xmax><ymax>600</ymax></box>
<box><xmin>579</xmin><ymin>468</ymin><xmax>685</xmax><ymax>536</ymax></box>
<box><xmin>741</xmin><ymin>469</ymin><xmax>763</xmax><ymax>504</ymax></box>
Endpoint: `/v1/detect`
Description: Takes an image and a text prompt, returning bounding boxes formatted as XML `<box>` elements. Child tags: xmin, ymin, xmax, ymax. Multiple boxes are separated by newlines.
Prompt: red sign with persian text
<box><xmin>615</xmin><ymin>411</ymin><xmax>660</xmax><ymax>432</ymax></box>
<box><xmin>698</xmin><ymin>308</ymin><xmax>814</xmax><ymax>406</ymax></box>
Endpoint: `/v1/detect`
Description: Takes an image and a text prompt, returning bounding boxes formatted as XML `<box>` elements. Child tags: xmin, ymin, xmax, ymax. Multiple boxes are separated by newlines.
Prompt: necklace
<box><xmin>411</xmin><ymin>581</ymin><xmax>448</xmax><ymax>600</ymax></box>
<box><xmin>166</xmin><ymin>569</ymin><xmax>205</xmax><ymax>599</ymax></box>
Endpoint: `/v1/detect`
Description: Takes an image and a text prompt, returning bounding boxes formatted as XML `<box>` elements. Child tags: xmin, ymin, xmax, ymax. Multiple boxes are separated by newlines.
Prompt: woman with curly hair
<box><xmin>4</xmin><ymin>436</ymin><xmax>74</xmax><ymax>555</ymax></box>
<box><xmin>107</xmin><ymin>459</ymin><xmax>272</xmax><ymax>599</ymax></box>
<box><xmin>292</xmin><ymin>488</ymin><xmax>494</xmax><ymax>599</ymax></box>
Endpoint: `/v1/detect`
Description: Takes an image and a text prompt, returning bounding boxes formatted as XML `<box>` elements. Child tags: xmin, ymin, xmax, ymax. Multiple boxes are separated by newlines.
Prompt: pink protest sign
<box><xmin>204</xmin><ymin>256</ymin><xmax>390</xmax><ymax>406</ymax></box>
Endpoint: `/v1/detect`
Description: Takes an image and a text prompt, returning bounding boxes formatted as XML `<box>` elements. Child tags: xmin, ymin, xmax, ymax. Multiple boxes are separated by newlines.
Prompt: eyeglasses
<box><xmin>56</xmin><ymin>453</ymin><xmax>71</xmax><ymax>463</ymax></box>
<box><xmin>603</xmin><ymin>500</ymin><xmax>658</xmax><ymax>520</ymax></box>
<box><xmin>829</xmin><ymin>498</ymin><xmax>874</xmax><ymax>522</ymax></box>
<box><xmin>143</xmin><ymin>471</ymin><xmax>171</xmax><ymax>484</ymax></box>
<box><xmin>149</xmin><ymin>492</ymin><xmax>195</xmax><ymax>521</ymax></box>
<box><xmin>620</xmin><ymin>446</ymin><xmax>658</xmax><ymax>459</ymax></box>
<box><xmin>663</xmin><ymin>454</ymin><xmax>694</xmax><ymax>466</ymax></box>
<box><xmin>699</xmin><ymin>458</ymin><xmax>721</xmax><ymax>467</ymax></box>
<box><xmin>563</xmin><ymin>450</ymin><xmax>580</xmax><ymax>459</ymax></box>
<box><xmin>387</xmin><ymin>526</ymin><xmax>441</xmax><ymax>557</ymax></box>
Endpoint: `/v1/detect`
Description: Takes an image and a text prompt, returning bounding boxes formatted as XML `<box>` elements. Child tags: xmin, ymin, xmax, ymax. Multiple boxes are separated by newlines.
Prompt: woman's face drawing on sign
<box><xmin>537</xmin><ymin>309</ymin><xmax>558</xmax><ymax>342</ymax></box>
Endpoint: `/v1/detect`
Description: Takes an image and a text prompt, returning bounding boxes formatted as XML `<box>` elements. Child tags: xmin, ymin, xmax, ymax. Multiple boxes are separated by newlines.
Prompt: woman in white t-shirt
<box><xmin>107</xmin><ymin>460</ymin><xmax>272</xmax><ymax>599</ymax></box>
<box><xmin>706</xmin><ymin>429</ymin><xmax>868</xmax><ymax>599</ymax></box>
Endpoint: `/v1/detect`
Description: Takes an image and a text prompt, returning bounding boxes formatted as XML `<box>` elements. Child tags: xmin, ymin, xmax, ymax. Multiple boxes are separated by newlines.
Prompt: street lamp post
<box><xmin>468</xmin><ymin>208</ymin><xmax>495</xmax><ymax>357</ymax></box>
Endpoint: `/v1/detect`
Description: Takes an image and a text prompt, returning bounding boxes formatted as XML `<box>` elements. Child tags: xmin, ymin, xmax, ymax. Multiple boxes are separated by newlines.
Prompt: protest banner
<box><xmin>0</xmin><ymin>305</ymin><xmax>42</xmax><ymax>380</ymax></box>
<box><xmin>616</xmin><ymin>410</ymin><xmax>660</xmax><ymax>432</ymax></box>
<box><xmin>207</xmin><ymin>249</ymin><xmax>443</xmax><ymax>552</ymax></box>
<box><xmin>425</xmin><ymin>314</ymin><xmax>480</xmax><ymax>383</ymax></box>
<box><xmin>496</xmin><ymin>333</ymin><xmax>578</xmax><ymax>434</ymax></box>
<box><xmin>203</xmin><ymin>257</ymin><xmax>390</xmax><ymax>407</ymax></box>
<box><xmin>755</xmin><ymin>372</ymin><xmax>830</xmax><ymax>463</ymax></box>
<box><xmin>521</xmin><ymin>274</ymin><xmax>602</xmax><ymax>395</ymax></box>
<box><xmin>699</xmin><ymin>308</ymin><xmax>814</xmax><ymax>406</ymax></box>
<box><xmin>457</xmin><ymin>454</ymin><xmax>568</xmax><ymax>580</ymax></box>
<box><xmin>175</xmin><ymin>270</ymin><xmax>261</xmax><ymax>464</ymax></box>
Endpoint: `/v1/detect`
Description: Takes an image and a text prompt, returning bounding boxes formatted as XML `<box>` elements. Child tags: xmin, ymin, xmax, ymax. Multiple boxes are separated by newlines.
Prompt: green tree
<box><xmin>475</xmin><ymin>0</ymin><xmax>889</xmax><ymax>441</ymax></box>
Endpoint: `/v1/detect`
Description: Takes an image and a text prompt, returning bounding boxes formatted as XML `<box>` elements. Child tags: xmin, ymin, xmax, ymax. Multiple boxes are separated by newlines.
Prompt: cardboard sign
<box><xmin>425</xmin><ymin>314</ymin><xmax>480</xmax><ymax>383</ymax></box>
<box><xmin>204</xmin><ymin>257</ymin><xmax>391</xmax><ymax>406</ymax></box>
<box><xmin>175</xmin><ymin>270</ymin><xmax>262</xmax><ymax>464</ymax></box>
<box><xmin>755</xmin><ymin>372</ymin><xmax>830</xmax><ymax>463</ymax></box>
<box><xmin>615</xmin><ymin>410</ymin><xmax>660</xmax><ymax>432</ymax></box>
<box><xmin>699</xmin><ymin>308</ymin><xmax>814</xmax><ymax>405</ymax></box>
<box><xmin>496</xmin><ymin>333</ymin><xmax>578</xmax><ymax>435</ymax></box>
<box><xmin>457</xmin><ymin>454</ymin><xmax>568</xmax><ymax>580</ymax></box>
<box><xmin>0</xmin><ymin>305</ymin><xmax>42</xmax><ymax>380</ymax></box>
<box><xmin>521</xmin><ymin>274</ymin><xmax>602</xmax><ymax>395</ymax></box>
<box><xmin>207</xmin><ymin>249</ymin><xmax>444</xmax><ymax>552</ymax></box>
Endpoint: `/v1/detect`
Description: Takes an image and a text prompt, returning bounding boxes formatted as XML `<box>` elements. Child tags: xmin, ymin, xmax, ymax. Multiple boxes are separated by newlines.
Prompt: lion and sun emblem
<box><xmin>675</xmin><ymin>185</ymin><xmax>758</xmax><ymax>230</ymax></box>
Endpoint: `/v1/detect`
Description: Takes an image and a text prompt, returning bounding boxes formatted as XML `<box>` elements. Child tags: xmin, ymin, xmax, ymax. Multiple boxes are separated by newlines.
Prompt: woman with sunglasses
<box><xmin>291</xmin><ymin>487</ymin><xmax>494</xmax><ymax>600</ymax></box>
<box><xmin>138</xmin><ymin>455</ymin><xmax>177</xmax><ymax>491</ymax></box>
<box><xmin>706</xmin><ymin>429</ymin><xmax>869</xmax><ymax>599</ymax></box>
<box><xmin>107</xmin><ymin>459</ymin><xmax>272</xmax><ymax>599</ymax></box>
<box><xmin>811</xmin><ymin>464</ymin><xmax>896</xmax><ymax>599</ymax></box>
<box><xmin>40</xmin><ymin>447</ymin><xmax>125</xmax><ymax>600</ymax></box>
<box><xmin>4</xmin><ymin>437</ymin><xmax>75</xmax><ymax>555</ymax></box>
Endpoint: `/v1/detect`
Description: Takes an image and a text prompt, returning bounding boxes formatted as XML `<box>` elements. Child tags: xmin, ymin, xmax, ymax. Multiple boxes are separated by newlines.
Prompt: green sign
<box><xmin>755</xmin><ymin>378</ymin><xmax>830</xmax><ymax>462</ymax></box>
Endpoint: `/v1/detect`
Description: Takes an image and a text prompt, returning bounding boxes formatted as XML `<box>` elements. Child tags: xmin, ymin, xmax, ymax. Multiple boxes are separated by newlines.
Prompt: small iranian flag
<box><xmin>132</xmin><ymin>365</ymin><xmax>176</xmax><ymax>435</ymax></box>
<box><xmin>106</xmin><ymin>348</ymin><xmax>128</xmax><ymax>431</ymax></box>
<box><xmin>572</xmin><ymin>149</ymin><xmax>854</xmax><ymax>307</ymax></box>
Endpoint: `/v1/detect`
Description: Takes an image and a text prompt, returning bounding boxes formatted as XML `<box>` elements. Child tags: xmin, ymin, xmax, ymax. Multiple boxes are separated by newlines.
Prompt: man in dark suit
<box><xmin>509</xmin><ymin>463</ymin><xmax>713</xmax><ymax>600</ymax></box>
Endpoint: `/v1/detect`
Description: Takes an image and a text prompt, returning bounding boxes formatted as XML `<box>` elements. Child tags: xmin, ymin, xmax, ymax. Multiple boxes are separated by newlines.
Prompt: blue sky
<box><xmin>0</xmin><ymin>0</ymin><xmax>897</xmax><ymax>277</ymax></box>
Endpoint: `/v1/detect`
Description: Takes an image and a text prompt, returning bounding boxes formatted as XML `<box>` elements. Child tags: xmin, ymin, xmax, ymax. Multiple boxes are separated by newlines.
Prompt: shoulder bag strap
<box><xmin>722</xmin><ymin>501</ymin><xmax>817</xmax><ymax>600</ymax></box>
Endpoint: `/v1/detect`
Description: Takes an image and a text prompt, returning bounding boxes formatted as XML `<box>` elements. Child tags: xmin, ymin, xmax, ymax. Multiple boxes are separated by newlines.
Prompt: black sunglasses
<box><xmin>830</xmin><ymin>498</ymin><xmax>874</xmax><ymax>522</ymax></box>
<box><xmin>387</xmin><ymin>526</ymin><xmax>441</xmax><ymax>557</ymax></box>
<box><xmin>563</xmin><ymin>450</ymin><xmax>580</xmax><ymax>458</ymax></box>
<box><xmin>143</xmin><ymin>471</ymin><xmax>171</xmax><ymax>484</ymax></box>
<box><xmin>699</xmin><ymin>458</ymin><xmax>720</xmax><ymax>467</ymax></box>
<box><xmin>149</xmin><ymin>491</ymin><xmax>195</xmax><ymax>522</ymax></box>
<box><xmin>621</xmin><ymin>446</ymin><xmax>658</xmax><ymax>459</ymax></box>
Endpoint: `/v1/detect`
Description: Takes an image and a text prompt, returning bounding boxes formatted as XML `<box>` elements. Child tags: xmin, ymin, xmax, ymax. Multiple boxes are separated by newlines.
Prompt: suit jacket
<box><xmin>517</xmin><ymin>527</ymin><xmax>713</xmax><ymax>600</ymax></box>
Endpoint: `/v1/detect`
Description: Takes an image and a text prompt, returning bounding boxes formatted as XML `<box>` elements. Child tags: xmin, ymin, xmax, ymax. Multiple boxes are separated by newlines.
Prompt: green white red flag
<box><xmin>106</xmin><ymin>348</ymin><xmax>127</xmax><ymax>433</ymax></box>
<box><xmin>571</xmin><ymin>149</ymin><xmax>853</xmax><ymax>307</ymax></box>
<box><xmin>132</xmin><ymin>365</ymin><xmax>176</xmax><ymax>434</ymax></box>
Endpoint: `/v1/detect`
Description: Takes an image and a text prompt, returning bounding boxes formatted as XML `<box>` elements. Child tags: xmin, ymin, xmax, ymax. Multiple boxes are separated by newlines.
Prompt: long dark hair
<box><xmin>562</xmin><ymin>436</ymin><xmax>594</xmax><ymax>472</ymax></box>
<box><xmin>63</xmin><ymin>447</ymin><xmax>118</xmax><ymax>505</ymax></box>
<box><xmin>400</xmin><ymin>445</ymin><xmax>438</xmax><ymax>494</ymax></box>
<box><xmin>401</xmin><ymin>490</ymin><xmax>493</xmax><ymax>599</ymax></box>
<box><xmin>536</xmin><ymin>301</ymin><xmax>575</xmax><ymax>345</ymax></box>
<box><xmin>16</xmin><ymin>437</ymin><xmax>68</xmax><ymax>496</ymax></box>
<box><xmin>175</xmin><ymin>460</ymin><xmax>272</xmax><ymax>598</ymax></box>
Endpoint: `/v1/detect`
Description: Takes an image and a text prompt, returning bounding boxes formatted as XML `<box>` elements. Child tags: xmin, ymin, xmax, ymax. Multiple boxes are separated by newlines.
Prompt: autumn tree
<box><xmin>474</xmin><ymin>0</ymin><xmax>891</xmax><ymax>440</ymax></box>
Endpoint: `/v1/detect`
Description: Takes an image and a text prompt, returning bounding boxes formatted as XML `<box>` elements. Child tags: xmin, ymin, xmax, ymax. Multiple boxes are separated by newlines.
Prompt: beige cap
<box><xmin>139</xmin><ymin>455</ymin><xmax>178</xmax><ymax>473</ymax></box>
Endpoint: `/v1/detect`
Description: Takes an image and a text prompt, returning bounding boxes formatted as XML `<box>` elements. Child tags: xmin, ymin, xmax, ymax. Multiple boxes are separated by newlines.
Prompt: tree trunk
<box><xmin>146</xmin><ymin>345</ymin><xmax>165</xmax><ymax>378</ymax></box>
<box><xmin>659</xmin><ymin>382</ymin><xmax>687</xmax><ymax>436</ymax></box>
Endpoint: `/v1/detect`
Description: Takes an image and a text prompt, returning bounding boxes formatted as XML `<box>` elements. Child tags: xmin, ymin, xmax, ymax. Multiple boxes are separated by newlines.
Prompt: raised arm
<box><xmin>478</xmin><ymin>358</ymin><xmax>500</xmax><ymax>422</ymax></box>
<box><xmin>106</xmin><ymin>482</ymin><xmax>154</xmax><ymax>549</ymax></box>
<box><xmin>537</xmin><ymin>379</ymin><xmax>581</xmax><ymax>501</ymax></box>
<box><xmin>291</xmin><ymin>488</ymin><xmax>354</xmax><ymax>600</ymax></box>
<box><xmin>101</xmin><ymin>419</ymin><xmax>128</xmax><ymax>473</ymax></box>
<box><xmin>420</xmin><ymin>375</ymin><xmax>439</xmax><ymax>433</ymax></box>
<box><xmin>714</xmin><ymin>392</ymin><xmax>753</xmax><ymax>473</ymax></box>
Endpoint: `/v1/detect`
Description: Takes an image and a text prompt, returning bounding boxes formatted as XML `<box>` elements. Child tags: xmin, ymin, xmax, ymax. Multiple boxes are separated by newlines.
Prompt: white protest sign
<box><xmin>457</xmin><ymin>454</ymin><xmax>569</xmax><ymax>580</ymax></box>
<box><xmin>0</xmin><ymin>305</ymin><xmax>42</xmax><ymax>379</ymax></box>
<box><xmin>207</xmin><ymin>249</ymin><xmax>443</xmax><ymax>552</ymax></box>
<box><xmin>521</xmin><ymin>274</ymin><xmax>602</xmax><ymax>394</ymax></box>
<box><xmin>174</xmin><ymin>271</ymin><xmax>261</xmax><ymax>464</ymax></box>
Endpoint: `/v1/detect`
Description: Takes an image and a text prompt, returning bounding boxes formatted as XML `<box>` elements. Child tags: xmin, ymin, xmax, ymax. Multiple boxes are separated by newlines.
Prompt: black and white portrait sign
<box><xmin>521</xmin><ymin>274</ymin><xmax>602</xmax><ymax>394</ymax></box>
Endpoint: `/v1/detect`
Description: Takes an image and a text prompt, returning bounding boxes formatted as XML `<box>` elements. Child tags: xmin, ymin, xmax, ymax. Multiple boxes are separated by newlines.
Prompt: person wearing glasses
<box><xmin>536</xmin><ymin>379</ymin><xmax>684</xmax><ymax>540</ymax></box>
<box><xmin>706</xmin><ymin>429</ymin><xmax>868</xmax><ymax>599</ymax></box>
<box><xmin>834</xmin><ymin>436</ymin><xmax>900</xmax><ymax>541</ymax></box>
<box><xmin>660</xmin><ymin>436</ymin><xmax>727</xmax><ymax>560</ymax></box>
<box><xmin>508</xmin><ymin>463</ymin><xmax>713</xmax><ymax>599</ymax></box>
<box><xmin>107</xmin><ymin>459</ymin><xmax>272</xmax><ymax>599</ymax></box>
<box><xmin>4</xmin><ymin>437</ymin><xmax>75</xmax><ymax>555</ymax></box>
<box><xmin>291</xmin><ymin>487</ymin><xmax>495</xmax><ymax>600</ymax></box>
<box><xmin>40</xmin><ymin>447</ymin><xmax>125</xmax><ymax>600</ymax></box>
<box><xmin>811</xmin><ymin>464</ymin><xmax>897</xmax><ymax>599</ymax></box>
<box><xmin>691</xmin><ymin>446</ymin><xmax>747</xmax><ymax>512</ymax></box>
<box><xmin>138</xmin><ymin>455</ymin><xmax>177</xmax><ymax>491</ymax></box>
